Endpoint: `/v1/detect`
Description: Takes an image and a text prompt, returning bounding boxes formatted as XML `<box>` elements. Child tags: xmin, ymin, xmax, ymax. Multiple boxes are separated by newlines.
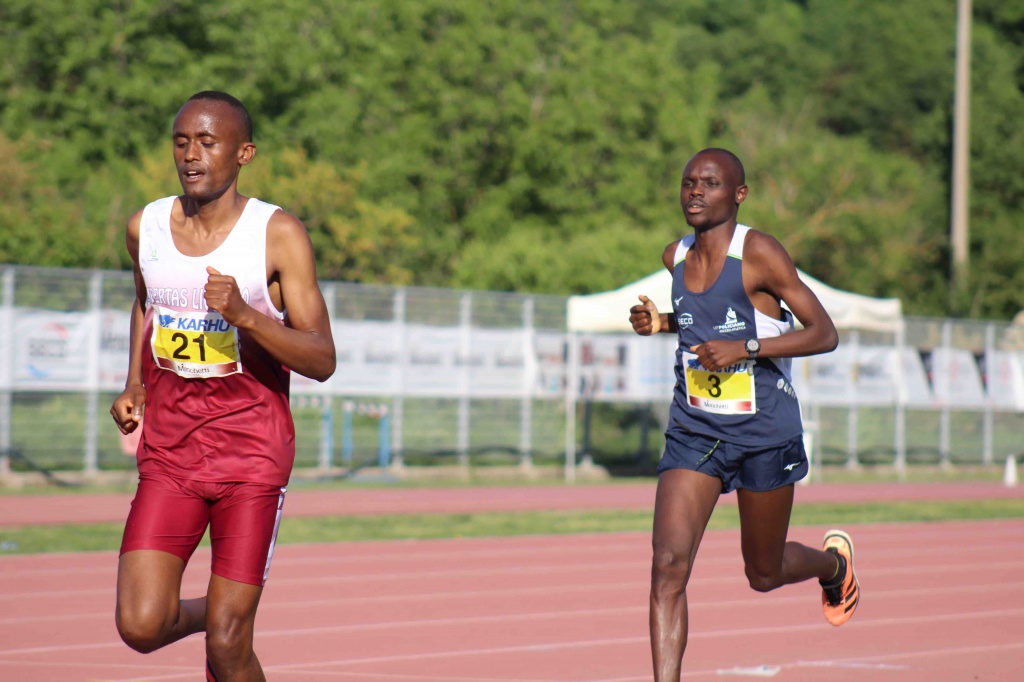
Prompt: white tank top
<box><xmin>135</xmin><ymin>196</ymin><xmax>296</xmax><ymax>485</ymax></box>
<box><xmin>138</xmin><ymin>196</ymin><xmax>285</xmax><ymax>378</ymax></box>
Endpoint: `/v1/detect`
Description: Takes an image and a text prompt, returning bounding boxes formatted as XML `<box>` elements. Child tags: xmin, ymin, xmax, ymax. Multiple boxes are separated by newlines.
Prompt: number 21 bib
<box><xmin>682</xmin><ymin>351</ymin><xmax>756</xmax><ymax>415</ymax></box>
<box><xmin>151</xmin><ymin>305</ymin><xmax>243</xmax><ymax>378</ymax></box>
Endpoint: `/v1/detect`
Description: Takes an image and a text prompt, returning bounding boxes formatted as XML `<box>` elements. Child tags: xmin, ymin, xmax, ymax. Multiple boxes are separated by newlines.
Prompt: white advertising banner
<box><xmin>3</xmin><ymin>305</ymin><xmax>1023</xmax><ymax>413</ymax></box>
<box><xmin>468</xmin><ymin>328</ymin><xmax>530</xmax><ymax>397</ymax></box>
<box><xmin>799</xmin><ymin>345</ymin><xmax>857</xmax><ymax>406</ymax></box>
<box><xmin>12</xmin><ymin>310</ymin><xmax>96</xmax><ymax>390</ymax></box>
<box><xmin>902</xmin><ymin>348</ymin><xmax>936</xmax><ymax>408</ymax></box>
<box><xmin>402</xmin><ymin>324</ymin><xmax>462</xmax><ymax>396</ymax></box>
<box><xmin>930</xmin><ymin>348</ymin><xmax>987</xmax><ymax>408</ymax></box>
<box><xmin>626</xmin><ymin>334</ymin><xmax>676</xmax><ymax>402</ymax></box>
<box><xmin>290</xmin><ymin>321</ymin><xmax>401</xmax><ymax>396</ymax></box>
<box><xmin>534</xmin><ymin>332</ymin><xmax>567</xmax><ymax>397</ymax></box>
<box><xmin>985</xmin><ymin>351</ymin><xmax>1024</xmax><ymax>410</ymax></box>
<box><xmin>99</xmin><ymin>309</ymin><xmax>132</xmax><ymax>391</ymax></box>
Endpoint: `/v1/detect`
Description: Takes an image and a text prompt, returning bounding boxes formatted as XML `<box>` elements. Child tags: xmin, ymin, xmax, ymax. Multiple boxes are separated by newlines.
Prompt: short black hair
<box><xmin>186</xmin><ymin>91</ymin><xmax>253</xmax><ymax>142</ymax></box>
<box><xmin>696</xmin><ymin>147</ymin><xmax>746</xmax><ymax>185</ymax></box>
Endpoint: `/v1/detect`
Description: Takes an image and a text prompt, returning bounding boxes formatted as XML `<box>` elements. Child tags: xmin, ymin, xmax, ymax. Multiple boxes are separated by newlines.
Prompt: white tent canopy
<box><xmin>567</xmin><ymin>268</ymin><xmax>903</xmax><ymax>334</ymax></box>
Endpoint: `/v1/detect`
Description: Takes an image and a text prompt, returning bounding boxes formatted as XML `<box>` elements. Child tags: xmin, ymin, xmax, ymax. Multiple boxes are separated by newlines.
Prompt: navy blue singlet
<box><xmin>667</xmin><ymin>225</ymin><xmax>803</xmax><ymax>446</ymax></box>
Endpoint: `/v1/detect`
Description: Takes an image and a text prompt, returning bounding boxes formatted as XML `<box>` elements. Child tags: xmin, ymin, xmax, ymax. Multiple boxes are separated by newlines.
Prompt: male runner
<box><xmin>110</xmin><ymin>91</ymin><xmax>336</xmax><ymax>681</ymax></box>
<box><xmin>629</xmin><ymin>148</ymin><xmax>859</xmax><ymax>680</ymax></box>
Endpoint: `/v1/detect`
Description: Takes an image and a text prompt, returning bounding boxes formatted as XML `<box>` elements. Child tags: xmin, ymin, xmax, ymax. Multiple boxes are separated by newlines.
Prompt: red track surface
<box><xmin>1</xmin><ymin>484</ymin><xmax>1023</xmax><ymax>680</ymax></box>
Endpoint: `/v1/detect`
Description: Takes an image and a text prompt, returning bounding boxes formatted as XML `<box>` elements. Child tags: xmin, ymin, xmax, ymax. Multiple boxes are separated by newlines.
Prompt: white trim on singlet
<box><xmin>673</xmin><ymin>224</ymin><xmax>751</xmax><ymax>265</ymax></box>
<box><xmin>671</xmin><ymin>224</ymin><xmax>795</xmax><ymax>376</ymax></box>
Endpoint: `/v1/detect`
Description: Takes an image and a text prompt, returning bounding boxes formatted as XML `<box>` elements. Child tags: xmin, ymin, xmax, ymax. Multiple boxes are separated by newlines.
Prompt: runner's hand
<box><xmin>204</xmin><ymin>267</ymin><xmax>253</xmax><ymax>328</ymax></box>
<box><xmin>689</xmin><ymin>340</ymin><xmax>747</xmax><ymax>372</ymax></box>
<box><xmin>630</xmin><ymin>295</ymin><xmax>662</xmax><ymax>335</ymax></box>
<box><xmin>110</xmin><ymin>385</ymin><xmax>146</xmax><ymax>435</ymax></box>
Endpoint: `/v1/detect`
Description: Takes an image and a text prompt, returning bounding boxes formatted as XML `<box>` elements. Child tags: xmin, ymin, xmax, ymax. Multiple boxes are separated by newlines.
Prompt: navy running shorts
<box><xmin>657</xmin><ymin>428</ymin><xmax>808</xmax><ymax>493</ymax></box>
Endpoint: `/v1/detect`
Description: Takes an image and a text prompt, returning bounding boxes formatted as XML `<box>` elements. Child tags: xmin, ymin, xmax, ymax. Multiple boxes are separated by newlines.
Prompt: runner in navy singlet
<box><xmin>630</xmin><ymin>149</ymin><xmax>860</xmax><ymax>680</ymax></box>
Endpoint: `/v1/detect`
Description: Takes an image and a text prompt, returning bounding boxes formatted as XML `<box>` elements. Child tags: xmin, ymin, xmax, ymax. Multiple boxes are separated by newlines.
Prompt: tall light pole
<box><xmin>951</xmin><ymin>0</ymin><xmax>972</xmax><ymax>305</ymax></box>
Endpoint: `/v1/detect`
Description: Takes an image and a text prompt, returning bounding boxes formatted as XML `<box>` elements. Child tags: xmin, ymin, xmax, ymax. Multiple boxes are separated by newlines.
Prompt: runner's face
<box><xmin>679</xmin><ymin>153</ymin><xmax>746</xmax><ymax>230</ymax></box>
<box><xmin>172</xmin><ymin>101</ymin><xmax>252</xmax><ymax>201</ymax></box>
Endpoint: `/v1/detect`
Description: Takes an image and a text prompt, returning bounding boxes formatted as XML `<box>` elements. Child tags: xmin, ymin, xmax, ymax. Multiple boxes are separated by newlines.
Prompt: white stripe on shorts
<box><xmin>262</xmin><ymin>487</ymin><xmax>287</xmax><ymax>585</ymax></box>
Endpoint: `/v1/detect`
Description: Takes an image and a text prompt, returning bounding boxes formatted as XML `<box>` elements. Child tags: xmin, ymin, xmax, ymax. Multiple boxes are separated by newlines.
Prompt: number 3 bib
<box><xmin>682</xmin><ymin>351</ymin><xmax>756</xmax><ymax>415</ymax></box>
<box><xmin>151</xmin><ymin>305</ymin><xmax>243</xmax><ymax>378</ymax></box>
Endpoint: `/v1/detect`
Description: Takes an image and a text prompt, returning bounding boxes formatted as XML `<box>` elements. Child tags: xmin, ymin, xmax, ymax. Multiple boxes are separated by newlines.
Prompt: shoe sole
<box><xmin>822</xmin><ymin>529</ymin><xmax>858</xmax><ymax>626</ymax></box>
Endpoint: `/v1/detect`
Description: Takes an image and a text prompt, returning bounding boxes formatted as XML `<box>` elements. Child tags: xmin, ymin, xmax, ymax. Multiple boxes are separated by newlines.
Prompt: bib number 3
<box><xmin>682</xmin><ymin>351</ymin><xmax>756</xmax><ymax>415</ymax></box>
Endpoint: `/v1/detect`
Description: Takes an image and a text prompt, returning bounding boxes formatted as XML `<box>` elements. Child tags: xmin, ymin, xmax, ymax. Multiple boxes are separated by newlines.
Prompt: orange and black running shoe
<box><xmin>820</xmin><ymin>529</ymin><xmax>859</xmax><ymax>626</ymax></box>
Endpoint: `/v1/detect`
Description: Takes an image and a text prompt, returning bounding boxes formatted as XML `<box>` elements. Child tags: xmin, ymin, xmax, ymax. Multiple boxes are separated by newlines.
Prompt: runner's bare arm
<box><xmin>110</xmin><ymin>210</ymin><xmax>148</xmax><ymax>434</ymax></box>
<box><xmin>690</xmin><ymin>232</ymin><xmax>837</xmax><ymax>370</ymax></box>
<box><xmin>745</xmin><ymin>231</ymin><xmax>838</xmax><ymax>358</ymax></box>
<box><xmin>203</xmin><ymin>210</ymin><xmax>336</xmax><ymax>381</ymax></box>
<box><xmin>628</xmin><ymin>241</ymin><xmax>682</xmax><ymax>335</ymax></box>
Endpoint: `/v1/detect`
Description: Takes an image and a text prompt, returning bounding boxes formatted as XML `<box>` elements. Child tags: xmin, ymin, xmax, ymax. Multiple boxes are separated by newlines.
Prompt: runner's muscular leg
<box><xmin>116</xmin><ymin>550</ymin><xmax>207</xmax><ymax>653</ymax></box>
<box><xmin>650</xmin><ymin>468</ymin><xmax>722</xmax><ymax>681</ymax></box>
<box><xmin>736</xmin><ymin>485</ymin><xmax>837</xmax><ymax>592</ymax></box>
<box><xmin>205</xmin><ymin>574</ymin><xmax>265</xmax><ymax>682</ymax></box>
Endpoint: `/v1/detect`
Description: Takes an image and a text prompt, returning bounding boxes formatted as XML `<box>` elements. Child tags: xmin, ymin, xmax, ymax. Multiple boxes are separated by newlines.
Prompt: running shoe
<box><xmin>820</xmin><ymin>529</ymin><xmax>859</xmax><ymax>626</ymax></box>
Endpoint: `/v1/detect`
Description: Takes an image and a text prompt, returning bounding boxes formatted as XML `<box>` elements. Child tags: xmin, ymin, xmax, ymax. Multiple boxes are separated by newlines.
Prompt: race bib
<box><xmin>682</xmin><ymin>351</ymin><xmax>756</xmax><ymax>415</ymax></box>
<box><xmin>151</xmin><ymin>306</ymin><xmax>242</xmax><ymax>378</ymax></box>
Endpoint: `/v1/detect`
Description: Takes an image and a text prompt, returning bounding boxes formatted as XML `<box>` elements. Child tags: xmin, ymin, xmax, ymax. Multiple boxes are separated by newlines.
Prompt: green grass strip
<box><xmin>2</xmin><ymin>499</ymin><xmax>1023</xmax><ymax>555</ymax></box>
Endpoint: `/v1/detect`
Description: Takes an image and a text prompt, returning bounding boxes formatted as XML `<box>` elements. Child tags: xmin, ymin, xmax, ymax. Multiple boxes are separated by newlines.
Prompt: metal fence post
<box><xmin>317</xmin><ymin>283</ymin><xmax>337</xmax><ymax>471</ymax></box>
<box><xmin>391</xmin><ymin>289</ymin><xmax>406</xmax><ymax>469</ymax></box>
<box><xmin>894</xmin><ymin>321</ymin><xmax>908</xmax><ymax>481</ymax></box>
<box><xmin>982</xmin><ymin>322</ymin><xmax>995</xmax><ymax>466</ymax></box>
<box><xmin>845</xmin><ymin>330</ymin><xmax>860</xmax><ymax>469</ymax></box>
<box><xmin>341</xmin><ymin>400</ymin><xmax>354</xmax><ymax>466</ymax></box>
<box><xmin>378</xmin><ymin>409</ymin><xmax>391</xmax><ymax>468</ymax></box>
<box><xmin>564</xmin><ymin>332</ymin><xmax>579</xmax><ymax>483</ymax></box>
<box><xmin>0</xmin><ymin>267</ymin><xmax>13</xmax><ymax>476</ymax></box>
<box><xmin>318</xmin><ymin>396</ymin><xmax>334</xmax><ymax>471</ymax></box>
<box><xmin>457</xmin><ymin>292</ymin><xmax>471</xmax><ymax>467</ymax></box>
<box><xmin>519</xmin><ymin>297</ymin><xmax>534</xmax><ymax>468</ymax></box>
<box><xmin>83</xmin><ymin>271</ymin><xmax>103</xmax><ymax>474</ymax></box>
<box><xmin>939</xmin><ymin>320</ymin><xmax>953</xmax><ymax>468</ymax></box>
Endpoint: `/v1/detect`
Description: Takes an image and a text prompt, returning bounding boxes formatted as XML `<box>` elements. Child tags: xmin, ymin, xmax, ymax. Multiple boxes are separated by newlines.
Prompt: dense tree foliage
<box><xmin>1</xmin><ymin>0</ymin><xmax>1021</xmax><ymax>318</ymax></box>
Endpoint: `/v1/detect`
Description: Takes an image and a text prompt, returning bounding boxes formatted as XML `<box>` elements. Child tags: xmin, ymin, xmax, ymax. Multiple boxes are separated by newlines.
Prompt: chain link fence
<box><xmin>2</xmin><ymin>265</ymin><xmax>1022</xmax><ymax>478</ymax></box>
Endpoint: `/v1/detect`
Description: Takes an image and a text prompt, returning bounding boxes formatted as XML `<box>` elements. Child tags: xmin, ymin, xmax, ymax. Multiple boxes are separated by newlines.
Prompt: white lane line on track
<box><xmin>4</xmin><ymin>554</ymin><xmax>1022</xmax><ymax>603</ymax></box>
<box><xmin>104</xmin><ymin>636</ymin><xmax>653</xmax><ymax>681</ymax></box>
<box><xmin>0</xmin><ymin>539</ymin><xmax>651</xmax><ymax>580</ymax></box>
<box><xmin>713</xmin><ymin>665</ymin><xmax>780</xmax><ymax>677</ymax></box>
<box><xmin>0</xmin><ymin>581</ymin><xmax>642</xmax><ymax>626</ymax></box>
<box><xmin>586</xmin><ymin>641</ymin><xmax>1024</xmax><ymax>681</ymax></box>
<box><xmin>4</xmin><ymin>519</ymin><xmax>1023</xmax><ymax>580</ymax></box>
<box><xmin>25</xmin><ymin>606</ymin><xmax>1024</xmax><ymax>679</ymax></box>
<box><xmin>1</xmin><ymin>577</ymin><xmax>1019</xmax><ymax>629</ymax></box>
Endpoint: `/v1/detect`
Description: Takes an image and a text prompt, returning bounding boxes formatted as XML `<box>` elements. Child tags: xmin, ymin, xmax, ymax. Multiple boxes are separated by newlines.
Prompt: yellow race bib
<box><xmin>682</xmin><ymin>351</ymin><xmax>756</xmax><ymax>415</ymax></box>
<box><xmin>151</xmin><ymin>306</ymin><xmax>242</xmax><ymax>378</ymax></box>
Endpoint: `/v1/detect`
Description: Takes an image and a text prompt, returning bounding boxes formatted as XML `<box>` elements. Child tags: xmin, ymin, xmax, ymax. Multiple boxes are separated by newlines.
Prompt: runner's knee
<box><xmin>744</xmin><ymin>563</ymin><xmax>782</xmax><ymax>593</ymax></box>
<box><xmin>116</xmin><ymin>606</ymin><xmax>174</xmax><ymax>654</ymax></box>
<box><xmin>651</xmin><ymin>545</ymin><xmax>694</xmax><ymax>589</ymax></box>
<box><xmin>206</xmin><ymin>612</ymin><xmax>255</xmax><ymax>662</ymax></box>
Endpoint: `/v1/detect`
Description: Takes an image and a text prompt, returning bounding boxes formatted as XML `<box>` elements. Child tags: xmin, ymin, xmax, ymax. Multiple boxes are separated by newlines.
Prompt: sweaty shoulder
<box><xmin>741</xmin><ymin>228</ymin><xmax>802</xmax><ymax>296</ymax></box>
<box><xmin>265</xmin><ymin>208</ymin><xmax>315</xmax><ymax>270</ymax></box>
<box><xmin>126</xmin><ymin>206</ymin><xmax>146</xmax><ymax>232</ymax></box>
<box><xmin>742</xmin><ymin>229</ymin><xmax>792</xmax><ymax>269</ymax></box>
<box><xmin>125</xmin><ymin>207</ymin><xmax>147</xmax><ymax>261</ymax></box>
<box><xmin>661</xmin><ymin>240</ymin><xmax>681</xmax><ymax>272</ymax></box>
<box><xmin>266</xmin><ymin>207</ymin><xmax>305</xmax><ymax>235</ymax></box>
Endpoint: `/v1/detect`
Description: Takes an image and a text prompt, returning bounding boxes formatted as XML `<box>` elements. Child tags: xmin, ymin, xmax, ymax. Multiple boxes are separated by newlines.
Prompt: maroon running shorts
<box><xmin>120</xmin><ymin>472</ymin><xmax>286</xmax><ymax>586</ymax></box>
